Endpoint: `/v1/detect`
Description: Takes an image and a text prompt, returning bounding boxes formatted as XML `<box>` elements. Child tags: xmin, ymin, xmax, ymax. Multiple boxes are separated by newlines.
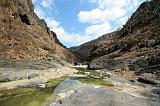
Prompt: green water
<box><xmin>0</xmin><ymin>77</ymin><xmax>66</xmax><ymax>106</ymax></box>
<box><xmin>0</xmin><ymin>89</ymin><xmax>51</xmax><ymax>106</ymax></box>
<box><xmin>0</xmin><ymin>68</ymin><xmax>113</xmax><ymax>106</ymax></box>
<box><xmin>70</xmin><ymin>77</ymin><xmax>113</xmax><ymax>87</ymax></box>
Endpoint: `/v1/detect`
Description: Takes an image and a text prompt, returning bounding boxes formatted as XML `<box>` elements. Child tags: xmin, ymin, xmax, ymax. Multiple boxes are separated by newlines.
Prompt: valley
<box><xmin>0</xmin><ymin>0</ymin><xmax>159</xmax><ymax>106</ymax></box>
<box><xmin>0</xmin><ymin>66</ymin><xmax>159</xmax><ymax>106</ymax></box>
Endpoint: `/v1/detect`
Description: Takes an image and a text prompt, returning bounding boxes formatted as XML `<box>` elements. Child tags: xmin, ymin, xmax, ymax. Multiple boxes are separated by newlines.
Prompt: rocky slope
<box><xmin>88</xmin><ymin>0</ymin><xmax>160</xmax><ymax>69</ymax></box>
<box><xmin>72</xmin><ymin>0</ymin><xmax>160</xmax><ymax>79</ymax></box>
<box><xmin>0</xmin><ymin>0</ymin><xmax>76</xmax><ymax>66</ymax></box>
<box><xmin>70</xmin><ymin>32</ymin><xmax>116</xmax><ymax>62</ymax></box>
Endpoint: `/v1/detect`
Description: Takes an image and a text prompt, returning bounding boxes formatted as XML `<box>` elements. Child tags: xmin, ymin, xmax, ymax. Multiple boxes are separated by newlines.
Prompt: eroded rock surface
<box><xmin>88</xmin><ymin>0</ymin><xmax>160</xmax><ymax>71</ymax></box>
<box><xmin>0</xmin><ymin>0</ymin><xmax>75</xmax><ymax>62</ymax></box>
<box><xmin>50</xmin><ymin>78</ymin><xmax>160</xmax><ymax>106</ymax></box>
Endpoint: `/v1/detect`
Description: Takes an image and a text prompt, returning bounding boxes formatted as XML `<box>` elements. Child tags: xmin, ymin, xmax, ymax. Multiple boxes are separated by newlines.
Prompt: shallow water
<box><xmin>0</xmin><ymin>72</ymin><xmax>113</xmax><ymax>106</ymax></box>
<box><xmin>0</xmin><ymin>77</ymin><xmax>66</xmax><ymax>106</ymax></box>
<box><xmin>0</xmin><ymin>88</ymin><xmax>51</xmax><ymax>106</ymax></box>
<box><xmin>0</xmin><ymin>70</ymin><xmax>159</xmax><ymax>106</ymax></box>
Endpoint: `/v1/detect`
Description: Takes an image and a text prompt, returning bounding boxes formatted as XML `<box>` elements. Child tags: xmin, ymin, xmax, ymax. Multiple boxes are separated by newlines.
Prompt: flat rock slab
<box><xmin>68</xmin><ymin>74</ymin><xmax>87</xmax><ymax>78</ymax></box>
<box><xmin>51</xmin><ymin>85</ymin><xmax>159</xmax><ymax>106</ymax></box>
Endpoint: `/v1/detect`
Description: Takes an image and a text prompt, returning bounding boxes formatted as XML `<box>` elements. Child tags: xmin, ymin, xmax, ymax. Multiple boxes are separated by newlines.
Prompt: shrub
<box><xmin>133</xmin><ymin>37</ymin><xmax>140</xmax><ymax>44</ymax></box>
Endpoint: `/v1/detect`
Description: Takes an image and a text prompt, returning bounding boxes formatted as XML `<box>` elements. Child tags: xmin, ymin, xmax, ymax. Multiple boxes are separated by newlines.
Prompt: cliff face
<box><xmin>71</xmin><ymin>0</ymin><xmax>160</xmax><ymax>72</ymax></box>
<box><xmin>88</xmin><ymin>0</ymin><xmax>160</xmax><ymax>70</ymax></box>
<box><xmin>0</xmin><ymin>0</ymin><xmax>75</xmax><ymax>63</ymax></box>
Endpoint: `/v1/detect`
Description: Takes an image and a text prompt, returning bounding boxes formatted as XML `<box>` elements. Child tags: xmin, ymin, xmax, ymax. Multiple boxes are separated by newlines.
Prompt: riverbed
<box><xmin>0</xmin><ymin>67</ymin><xmax>159</xmax><ymax>106</ymax></box>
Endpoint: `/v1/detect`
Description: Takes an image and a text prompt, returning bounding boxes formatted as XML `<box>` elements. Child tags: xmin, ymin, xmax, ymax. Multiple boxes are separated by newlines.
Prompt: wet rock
<box><xmin>54</xmin><ymin>79</ymin><xmax>83</xmax><ymax>96</ymax></box>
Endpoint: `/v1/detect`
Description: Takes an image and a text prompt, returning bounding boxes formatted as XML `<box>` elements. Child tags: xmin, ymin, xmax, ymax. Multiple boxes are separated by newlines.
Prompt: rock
<box><xmin>0</xmin><ymin>68</ymin><xmax>40</xmax><ymax>82</ymax></box>
<box><xmin>147</xmin><ymin>39</ymin><xmax>156</xmax><ymax>47</ymax></box>
<box><xmin>89</xmin><ymin>53</ymin><xmax>160</xmax><ymax>72</ymax></box>
<box><xmin>70</xmin><ymin>32</ymin><xmax>116</xmax><ymax>62</ymax></box>
<box><xmin>38</xmin><ymin>84</ymin><xmax>46</xmax><ymax>88</ymax></box>
<box><xmin>17</xmin><ymin>80</ymin><xmax>47</xmax><ymax>88</ymax></box>
<box><xmin>89</xmin><ymin>75</ymin><xmax>101</xmax><ymax>79</ymax></box>
<box><xmin>84</xmin><ymin>72</ymin><xmax>90</xmax><ymax>75</ymax></box>
<box><xmin>0</xmin><ymin>0</ymin><xmax>76</xmax><ymax>63</ymax></box>
<box><xmin>137</xmin><ymin>78</ymin><xmax>159</xmax><ymax>85</ymax></box>
<box><xmin>68</xmin><ymin>74</ymin><xmax>87</xmax><ymax>78</ymax></box>
<box><xmin>51</xmin><ymin>84</ymin><xmax>159</xmax><ymax>106</ymax></box>
<box><xmin>69</xmin><ymin>0</ymin><xmax>160</xmax><ymax>77</ymax></box>
<box><xmin>54</xmin><ymin>79</ymin><xmax>83</xmax><ymax>96</ymax></box>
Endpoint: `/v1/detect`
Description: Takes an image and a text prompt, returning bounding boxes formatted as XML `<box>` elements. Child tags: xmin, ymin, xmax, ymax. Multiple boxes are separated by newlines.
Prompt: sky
<box><xmin>32</xmin><ymin>0</ymin><xmax>146</xmax><ymax>48</ymax></box>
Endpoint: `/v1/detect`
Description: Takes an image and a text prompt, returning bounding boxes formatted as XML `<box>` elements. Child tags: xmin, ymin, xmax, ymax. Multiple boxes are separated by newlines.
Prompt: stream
<box><xmin>0</xmin><ymin>68</ymin><xmax>159</xmax><ymax>106</ymax></box>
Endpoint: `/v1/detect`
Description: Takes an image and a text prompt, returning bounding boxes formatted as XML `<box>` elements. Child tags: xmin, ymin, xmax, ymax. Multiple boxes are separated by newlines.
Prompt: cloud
<box><xmin>98</xmin><ymin>0</ymin><xmax>127</xmax><ymax>9</ymax></box>
<box><xmin>33</xmin><ymin>0</ymin><xmax>145</xmax><ymax>47</ymax></box>
<box><xmin>78</xmin><ymin>7</ymin><xmax>126</xmax><ymax>24</ymax></box>
<box><xmin>78</xmin><ymin>9</ymin><xmax>104</xmax><ymax>24</ymax></box>
<box><xmin>78</xmin><ymin>0</ymin><xmax>128</xmax><ymax>42</ymax></box>
<box><xmin>41</xmin><ymin>0</ymin><xmax>55</xmax><ymax>8</ymax></box>
<box><xmin>85</xmin><ymin>22</ymin><xmax>111</xmax><ymax>37</ymax></box>
<box><xmin>33</xmin><ymin>0</ymin><xmax>97</xmax><ymax>47</ymax></box>
<box><xmin>78</xmin><ymin>0</ymin><xmax>144</xmax><ymax>42</ymax></box>
<box><xmin>45</xmin><ymin>18</ymin><xmax>93</xmax><ymax>46</ymax></box>
<box><xmin>34</xmin><ymin>5</ymin><xmax>45</xmax><ymax>19</ymax></box>
<box><xmin>46</xmin><ymin>18</ymin><xmax>60</xmax><ymax>28</ymax></box>
<box><xmin>78</xmin><ymin>0</ymin><xmax>143</xmax><ymax>24</ymax></box>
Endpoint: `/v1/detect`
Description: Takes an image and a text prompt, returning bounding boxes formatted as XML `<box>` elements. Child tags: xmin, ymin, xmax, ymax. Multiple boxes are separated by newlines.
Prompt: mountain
<box><xmin>72</xmin><ymin>0</ymin><xmax>160</xmax><ymax>72</ymax></box>
<box><xmin>0</xmin><ymin>0</ymin><xmax>76</xmax><ymax>67</ymax></box>
<box><xmin>70</xmin><ymin>32</ymin><xmax>116</xmax><ymax>62</ymax></box>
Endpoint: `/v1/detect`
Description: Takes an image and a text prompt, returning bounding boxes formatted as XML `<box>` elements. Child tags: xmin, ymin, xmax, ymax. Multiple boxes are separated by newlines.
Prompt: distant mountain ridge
<box><xmin>70</xmin><ymin>32</ymin><xmax>116</xmax><ymax>62</ymax></box>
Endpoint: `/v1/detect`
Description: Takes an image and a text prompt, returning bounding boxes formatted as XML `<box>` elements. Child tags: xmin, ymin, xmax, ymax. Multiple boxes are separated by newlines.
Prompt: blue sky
<box><xmin>32</xmin><ymin>0</ymin><xmax>145</xmax><ymax>47</ymax></box>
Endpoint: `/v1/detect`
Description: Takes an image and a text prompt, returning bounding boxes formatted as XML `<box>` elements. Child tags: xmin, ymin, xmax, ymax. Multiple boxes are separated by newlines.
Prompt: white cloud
<box><xmin>116</xmin><ymin>16</ymin><xmax>128</xmax><ymax>26</ymax></box>
<box><xmin>78</xmin><ymin>0</ymin><xmax>143</xmax><ymax>24</ymax></box>
<box><xmin>78</xmin><ymin>0</ymin><xmax>144</xmax><ymax>42</ymax></box>
<box><xmin>98</xmin><ymin>0</ymin><xmax>126</xmax><ymax>9</ymax></box>
<box><xmin>78</xmin><ymin>8</ymin><xmax>104</xmax><ymax>24</ymax></box>
<box><xmin>33</xmin><ymin>0</ymin><xmax>98</xmax><ymax>47</ymax></box>
<box><xmin>78</xmin><ymin>7</ymin><xmax>126</xmax><ymax>24</ymax></box>
<box><xmin>78</xmin><ymin>0</ymin><xmax>129</xmax><ymax>41</ymax></box>
<box><xmin>34</xmin><ymin>6</ymin><xmax>45</xmax><ymax>19</ymax></box>
<box><xmin>45</xmin><ymin>18</ymin><xmax>93</xmax><ymax>46</ymax></box>
<box><xmin>46</xmin><ymin>18</ymin><xmax>60</xmax><ymax>28</ymax></box>
<box><xmin>41</xmin><ymin>0</ymin><xmax>55</xmax><ymax>8</ymax></box>
<box><xmin>85</xmin><ymin>22</ymin><xmax>111</xmax><ymax>37</ymax></box>
<box><xmin>87</xmin><ymin>0</ymin><xmax>98</xmax><ymax>3</ymax></box>
<box><xmin>33</xmin><ymin>0</ymin><xmax>145</xmax><ymax>47</ymax></box>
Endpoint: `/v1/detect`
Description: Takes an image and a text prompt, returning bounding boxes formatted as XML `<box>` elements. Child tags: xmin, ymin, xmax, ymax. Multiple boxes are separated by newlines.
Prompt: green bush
<box><xmin>133</xmin><ymin>37</ymin><xmax>140</xmax><ymax>44</ymax></box>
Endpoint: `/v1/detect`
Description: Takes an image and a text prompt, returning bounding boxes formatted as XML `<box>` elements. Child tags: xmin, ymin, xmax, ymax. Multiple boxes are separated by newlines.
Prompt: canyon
<box><xmin>0</xmin><ymin>0</ymin><xmax>159</xmax><ymax>106</ymax></box>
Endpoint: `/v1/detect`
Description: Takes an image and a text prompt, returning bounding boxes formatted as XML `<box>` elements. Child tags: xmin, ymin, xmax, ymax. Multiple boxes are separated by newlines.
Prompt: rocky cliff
<box><xmin>0</xmin><ymin>0</ymin><xmax>76</xmax><ymax>67</ymax></box>
<box><xmin>88</xmin><ymin>0</ymin><xmax>160</xmax><ymax>71</ymax></box>
<box><xmin>72</xmin><ymin>0</ymin><xmax>160</xmax><ymax>74</ymax></box>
